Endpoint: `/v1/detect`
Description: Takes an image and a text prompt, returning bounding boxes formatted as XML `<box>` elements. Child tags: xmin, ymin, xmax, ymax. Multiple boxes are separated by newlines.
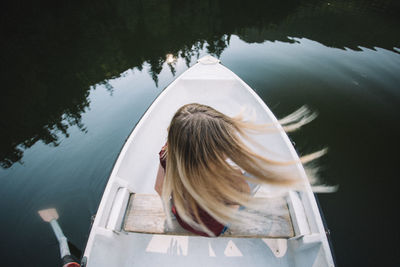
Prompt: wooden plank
<box><xmin>123</xmin><ymin>194</ymin><xmax>294</xmax><ymax>238</ymax></box>
<box><xmin>123</xmin><ymin>194</ymin><xmax>189</xmax><ymax>235</ymax></box>
<box><xmin>224</xmin><ymin>197</ymin><xmax>294</xmax><ymax>238</ymax></box>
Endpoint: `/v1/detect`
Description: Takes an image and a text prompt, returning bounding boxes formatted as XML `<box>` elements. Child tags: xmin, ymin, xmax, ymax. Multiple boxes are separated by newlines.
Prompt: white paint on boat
<box><xmin>224</xmin><ymin>240</ymin><xmax>243</xmax><ymax>257</ymax></box>
<box><xmin>83</xmin><ymin>55</ymin><xmax>335</xmax><ymax>267</ymax></box>
<box><xmin>145</xmin><ymin>235</ymin><xmax>189</xmax><ymax>256</ymax></box>
<box><xmin>262</xmin><ymin>238</ymin><xmax>288</xmax><ymax>258</ymax></box>
<box><xmin>208</xmin><ymin>242</ymin><xmax>216</xmax><ymax>257</ymax></box>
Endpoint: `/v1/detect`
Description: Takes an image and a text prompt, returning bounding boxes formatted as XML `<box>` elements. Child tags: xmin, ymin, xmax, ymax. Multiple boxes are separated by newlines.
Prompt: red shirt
<box><xmin>159</xmin><ymin>145</ymin><xmax>225</xmax><ymax>237</ymax></box>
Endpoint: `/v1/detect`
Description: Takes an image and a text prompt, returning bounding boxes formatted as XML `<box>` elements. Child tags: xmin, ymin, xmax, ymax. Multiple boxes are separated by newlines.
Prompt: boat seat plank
<box><xmin>123</xmin><ymin>194</ymin><xmax>294</xmax><ymax>238</ymax></box>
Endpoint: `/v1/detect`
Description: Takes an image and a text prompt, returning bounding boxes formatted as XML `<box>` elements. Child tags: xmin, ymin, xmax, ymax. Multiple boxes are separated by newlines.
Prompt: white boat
<box><xmin>82</xmin><ymin>55</ymin><xmax>335</xmax><ymax>267</ymax></box>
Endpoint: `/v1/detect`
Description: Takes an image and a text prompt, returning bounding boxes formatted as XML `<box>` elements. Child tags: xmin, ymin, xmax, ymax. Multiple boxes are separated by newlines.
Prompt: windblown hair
<box><xmin>161</xmin><ymin>103</ymin><xmax>324</xmax><ymax>236</ymax></box>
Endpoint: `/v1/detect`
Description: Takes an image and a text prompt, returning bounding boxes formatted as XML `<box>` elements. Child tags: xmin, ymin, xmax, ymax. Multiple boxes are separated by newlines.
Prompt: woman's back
<box><xmin>158</xmin><ymin>144</ymin><xmax>226</xmax><ymax>237</ymax></box>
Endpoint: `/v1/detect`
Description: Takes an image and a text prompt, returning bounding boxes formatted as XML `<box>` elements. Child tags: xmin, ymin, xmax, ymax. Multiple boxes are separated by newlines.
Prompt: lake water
<box><xmin>1</xmin><ymin>0</ymin><xmax>399</xmax><ymax>266</ymax></box>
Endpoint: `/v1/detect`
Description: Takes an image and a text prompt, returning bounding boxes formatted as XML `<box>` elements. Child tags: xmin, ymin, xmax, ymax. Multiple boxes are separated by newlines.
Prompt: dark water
<box><xmin>1</xmin><ymin>0</ymin><xmax>399</xmax><ymax>266</ymax></box>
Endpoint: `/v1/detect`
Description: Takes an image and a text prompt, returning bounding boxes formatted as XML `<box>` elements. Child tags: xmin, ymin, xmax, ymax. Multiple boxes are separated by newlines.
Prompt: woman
<box><xmin>154</xmin><ymin>103</ymin><xmax>322</xmax><ymax>237</ymax></box>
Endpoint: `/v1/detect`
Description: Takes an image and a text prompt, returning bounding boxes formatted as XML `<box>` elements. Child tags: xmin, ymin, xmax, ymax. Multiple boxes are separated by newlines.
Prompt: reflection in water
<box><xmin>166</xmin><ymin>54</ymin><xmax>178</xmax><ymax>76</ymax></box>
<box><xmin>0</xmin><ymin>0</ymin><xmax>399</xmax><ymax>169</ymax></box>
<box><xmin>166</xmin><ymin>54</ymin><xmax>177</xmax><ymax>64</ymax></box>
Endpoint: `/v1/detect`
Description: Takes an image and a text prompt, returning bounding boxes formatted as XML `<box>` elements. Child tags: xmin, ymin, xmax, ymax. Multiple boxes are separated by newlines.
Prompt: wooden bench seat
<box><xmin>123</xmin><ymin>194</ymin><xmax>294</xmax><ymax>238</ymax></box>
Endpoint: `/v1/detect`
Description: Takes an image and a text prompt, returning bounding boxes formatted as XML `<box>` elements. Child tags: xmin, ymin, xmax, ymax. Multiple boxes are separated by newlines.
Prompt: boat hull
<box><xmin>83</xmin><ymin>56</ymin><xmax>334</xmax><ymax>267</ymax></box>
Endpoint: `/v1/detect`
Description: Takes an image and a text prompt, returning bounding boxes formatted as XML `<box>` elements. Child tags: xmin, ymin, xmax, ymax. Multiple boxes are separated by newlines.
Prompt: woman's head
<box><xmin>162</xmin><ymin>103</ymin><xmax>323</xmax><ymax>236</ymax></box>
<box><xmin>167</xmin><ymin>103</ymin><xmax>239</xmax><ymax>172</ymax></box>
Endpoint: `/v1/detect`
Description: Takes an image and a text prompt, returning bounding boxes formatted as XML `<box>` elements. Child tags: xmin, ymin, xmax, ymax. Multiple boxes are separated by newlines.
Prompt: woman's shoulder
<box><xmin>159</xmin><ymin>143</ymin><xmax>167</xmax><ymax>169</ymax></box>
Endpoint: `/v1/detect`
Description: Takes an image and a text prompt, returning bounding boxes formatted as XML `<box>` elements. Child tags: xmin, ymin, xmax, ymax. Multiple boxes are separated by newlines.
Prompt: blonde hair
<box><xmin>161</xmin><ymin>103</ymin><xmax>323</xmax><ymax>236</ymax></box>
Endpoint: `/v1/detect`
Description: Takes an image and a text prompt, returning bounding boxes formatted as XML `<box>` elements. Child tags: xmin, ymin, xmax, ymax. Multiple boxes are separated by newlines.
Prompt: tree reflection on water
<box><xmin>1</xmin><ymin>0</ymin><xmax>399</xmax><ymax>168</ymax></box>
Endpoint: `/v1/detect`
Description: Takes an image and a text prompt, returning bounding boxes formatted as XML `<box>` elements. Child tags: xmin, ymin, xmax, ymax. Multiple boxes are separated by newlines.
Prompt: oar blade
<box><xmin>38</xmin><ymin>208</ymin><xmax>59</xmax><ymax>222</ymax></box>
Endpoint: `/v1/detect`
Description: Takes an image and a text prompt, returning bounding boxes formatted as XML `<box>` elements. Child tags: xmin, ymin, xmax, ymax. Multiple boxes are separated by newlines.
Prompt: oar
<box><xmin>38</xmin><ymin>208</ymin><xmax>81</xmax><ymax>267</ymax></box>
